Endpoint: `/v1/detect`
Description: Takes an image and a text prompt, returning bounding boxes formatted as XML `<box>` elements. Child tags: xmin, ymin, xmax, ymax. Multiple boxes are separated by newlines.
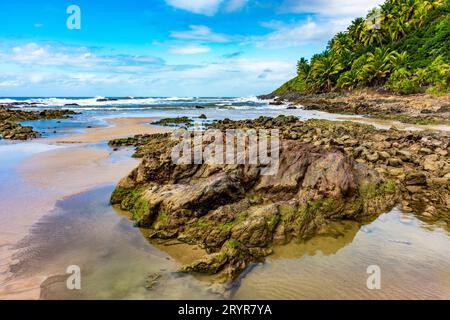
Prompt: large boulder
<box><xmin>111</xmin><ymin>133</ymin><xmax>399</xmax><ymax>280</ymax></box>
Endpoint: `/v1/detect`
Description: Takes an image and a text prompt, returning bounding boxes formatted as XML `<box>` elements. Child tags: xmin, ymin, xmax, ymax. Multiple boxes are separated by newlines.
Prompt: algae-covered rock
<box><xmin>0</xmin><ymin>106</ymin><xmax>77</xmax><ymax>140</ymax></box>
<box><xmin>151</xmin><ymin>117</ymin><xmax>193</xmax><ymax>127</ymax></box>
<box><xmin>111</xmin><ymin>128</ymin><xmax>400</xmax><ymax>280</ymax></box>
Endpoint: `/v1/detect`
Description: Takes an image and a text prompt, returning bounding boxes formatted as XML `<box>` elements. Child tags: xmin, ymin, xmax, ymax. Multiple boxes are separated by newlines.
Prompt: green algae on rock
<box><xmin>111</xmin><ymin>126</ymin><xmax>400</xmax><ymax>281</ymax></box>
<box><xmin>151</xmin><ymin>117</ymin><xmax>194</xmax><ymax>127</ymax></box>
<box><xmin>0</xmin><ymin>106</ymin><xmax>78</xmax><ymax>140</ymax></box>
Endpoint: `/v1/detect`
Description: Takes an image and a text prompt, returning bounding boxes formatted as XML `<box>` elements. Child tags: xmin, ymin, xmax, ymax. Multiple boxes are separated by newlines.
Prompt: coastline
<box><xmin>260</xmin><ymin>90</ymin><xmax>450</xmax><ymax>126</ymax></box>
<box><xmin>0</xmin><ymin>117</ymin><xmax>172</xmax><ymax>300</ymax></box>
<box><xmin>0</xmin><ymin>110</ymin><xmax>449</xmax><ymax>300</ymax></box>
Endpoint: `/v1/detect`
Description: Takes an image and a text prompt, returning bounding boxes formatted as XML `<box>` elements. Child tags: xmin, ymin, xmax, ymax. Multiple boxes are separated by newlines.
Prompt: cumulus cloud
<box><xmin>165</xmin><ymin>0</ymin><xmax>224</xmax><ymax>15</ymax></box>
<box><xmin>280</xmin><ymin>0</ymin><xmax>385</xmax><ymax>18</ymax></box>
<box><xmin>7</xmin><ymin>43</ymin><xmax>106</xmax><ymax>67</ymax></box>
<box><xmin>254</xmin><ymin>17</ymin><xmax>350</xmax><ymax>48</ymax></box>
<box><xmin>170</xmin><ymin>45</ymin><xmax>211</xmax><ymax>54</ymax></box>
<box><xmin>1</xmin><ymin>43</ymin><xmax>164</xmax><ymax>69</ymax></box>
<box><xmin>224</xmin><ymin>0</ymin><xmax>248</xmax><ymax>13</ymax></box>
<box><xmin>165</xmin><ymin>0</ymin><xmax>247</xmax><ymax>15</ymax></box>
<box><xmin>170</xmin><ymin>25</ymin><xmax>230</xmax><ymax>43</ymax></box>
<box><xmin>252</xmin><ymin>0</ymin><xmax>385</xmax><ymax>49</ymax></box>
<box><xmin>0</xmin><ymin>41</ymin><xmax>295</xmax><ymax>96</ymax></box>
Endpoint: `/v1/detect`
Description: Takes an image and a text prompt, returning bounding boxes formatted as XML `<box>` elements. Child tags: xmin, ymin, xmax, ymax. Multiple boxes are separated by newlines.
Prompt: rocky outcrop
<box><xmin>209</xmin><ymin>116</ymin><xmax>450</xmax><ymax>219</ymax></box>
<box><xmin>259</xmin><ymin>90</ymin><xmax>450</xmax><ymax>125</ymax></box>
<box><xmin>151</xmin><ymin>117</ymin><xmax>193</xmax><ymax>127</ymax></box>
<box><xmin>110</xmin><ymin>124</ymin><xmax>399</xmax><ymax>281</ymax></box>
<box><xmin>0</xmin><ymin>107</ymin><xmax>78</xmax><ymax>140</ymax></box>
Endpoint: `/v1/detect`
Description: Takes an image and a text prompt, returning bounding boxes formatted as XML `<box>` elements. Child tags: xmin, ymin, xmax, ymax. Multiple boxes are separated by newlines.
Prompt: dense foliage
<box><xmin>274</xmin><ymin>0</ymin><xmax>450</xmax><ymax>95</ymax></box>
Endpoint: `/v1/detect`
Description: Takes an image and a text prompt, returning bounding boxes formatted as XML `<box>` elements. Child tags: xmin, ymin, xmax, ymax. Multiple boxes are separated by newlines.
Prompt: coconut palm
<box><xmin>296</xmin><ymin>58</ymin><xmax>310</xmax><ymax>77</ymax></box>
<box><xmin>363</xmin><ymin>48</ymin><xmax>397</xmax><ymax>84</ymax></box>
<box><xmin>309</xmin><ymin>54</ymin><xmax>343</xmax><ymax>91</ymax></box>
<box><xmin>337</xmin><ymin>69</ymin><xmax>361</xmax><ymax>90</ymax></box>
<box><xmin>348</xmin><ymin>18</ymin><xmax>366</xmax><ymax>43</ymax></box>
<box><xmin>413</xmin><ymin>68</ymin><xmax>429</xmax><ymax>86</ymax></box>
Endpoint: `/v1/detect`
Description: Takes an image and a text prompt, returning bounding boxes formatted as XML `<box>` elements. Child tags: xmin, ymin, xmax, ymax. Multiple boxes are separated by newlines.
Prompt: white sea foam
<box><xmin>0</xmin><ymin>96</ymin><xmax>274</xmax><ymax>113</ymax></box>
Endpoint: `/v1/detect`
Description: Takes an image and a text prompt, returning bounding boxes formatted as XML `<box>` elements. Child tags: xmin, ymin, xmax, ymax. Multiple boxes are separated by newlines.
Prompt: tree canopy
<box><xmin>273</xmin><ymin>0</ymin><xmax>450</xmax><ymax>95</ymax></box>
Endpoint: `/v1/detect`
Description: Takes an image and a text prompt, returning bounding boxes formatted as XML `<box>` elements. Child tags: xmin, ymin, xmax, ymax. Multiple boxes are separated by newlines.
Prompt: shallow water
<box><xmin>10</xmin><ymin>186</ymin><xmax>225</xmax><ymax>300</ymax></box>
<box><xmin>8</xmin><ymin>185</ymin><xmax>450</xmax><ymax>300</ymax></box>
<box><xmin>1</xmin><ymin>99</ymin><xmax>449</xmax><ymax>299</ymax></box>
<box><xmin>234</xmin><ymin>210</ymin><xmax>450</xmax><ymax>299</ymax></box>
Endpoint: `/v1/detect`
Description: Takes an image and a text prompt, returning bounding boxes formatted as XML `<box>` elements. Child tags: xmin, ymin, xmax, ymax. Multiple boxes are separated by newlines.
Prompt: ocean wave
<box><xmin>0</xmin><ymin>96</ymin><xmax>272</xmax><ymax>111</ymax></box>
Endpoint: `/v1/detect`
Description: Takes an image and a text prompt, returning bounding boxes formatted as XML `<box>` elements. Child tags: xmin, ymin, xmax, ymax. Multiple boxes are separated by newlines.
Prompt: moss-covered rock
<box><xmin>110</xmin><ymin>126</ymin><xmax>406</xmax><ymax>280</ymax></box>
<box><xmin>0</xmin><ymin>106</ymin><xmax>77</xmax><ymax>140</ymax></box>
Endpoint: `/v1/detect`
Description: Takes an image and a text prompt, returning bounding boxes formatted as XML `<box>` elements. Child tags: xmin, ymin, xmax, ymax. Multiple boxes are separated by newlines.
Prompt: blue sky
<box><xmin>0</xmin><ymin>0</ymin><xmax>384</xmax><ymax>97</ymax></box>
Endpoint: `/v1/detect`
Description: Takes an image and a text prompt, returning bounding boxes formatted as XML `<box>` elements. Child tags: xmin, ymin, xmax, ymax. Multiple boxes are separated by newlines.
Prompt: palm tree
<box><xmin>392</xmin><ymin>51</ymin><xmax>408</xmax><ymax>69</ymax></box>
<box><xmin>296</xmin><ymin>58</ymin><xmax>310</xmax><ymax>77</ymax></box>
<box><xmin>387</xmin><ymin>14</ymin><xmax>409</xmax><ymax>41</ymax></box>
<box><xmin>309</xmin><ymin>54</ymin><xmax>343</xmax><ymax>91</ymax></box>
<box><xmin>412</xmin><ymin>4</ymin><xmax>428</xmax><ymax>27</ymax></box>
<box><xmin>337</xmin><ymin>69</ymin><xmax>362</xmax><ymax>90</ymax></box>
<box><xmin>363</xmin><ymin>48</ymin><xmax>397</xmax><ymax>85</ymax></box>
<box><xmin>347</xmin><ymin>18</ymin><xmax>365</xmax><ymax>44</ymax></box>
<box><xmin>413</xmin><ymin>68</ymin><xmax>429</xmax><ymax>86</ymax></box>
<box><xmin>422</xmin><ymin>0</ymin><xmax>445</xmax><ymax>11</ymax></box>
<box><xmin>361</xmin><ymin>27</ymin><xmax>384</xmax><ymax>46</ymax></box>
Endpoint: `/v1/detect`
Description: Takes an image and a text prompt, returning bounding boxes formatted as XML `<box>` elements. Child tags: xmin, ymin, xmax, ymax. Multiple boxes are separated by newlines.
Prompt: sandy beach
<box><xmin>47</xmin><ymin>117</ymin><xmax>172</xmax><ymax>144</ymax></box>
<box><xmin>0</xmin><ymin>118</ymin><xmax>172</xmax><ymax>300</ymax></box>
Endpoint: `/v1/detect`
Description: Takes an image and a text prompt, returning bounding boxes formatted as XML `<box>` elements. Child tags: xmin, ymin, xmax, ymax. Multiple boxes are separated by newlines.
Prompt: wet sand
<box><xmin>46</xmin><ymin>117</ymin><xmax>172</xmax><ymax>144</ymax></box>
<box><xmin>1</xmin><ymin>115</ymin><xmax>449</xmax><ymax>300</ymax></box>
<box><xmin>18</xmin><ymin>147</ymin><xmax>136</xmax><ymax>190</ymax></box>
<box><xmin>0</xmin><ymin>118</ymin><xmax>172</xmax><ymax>299</ymax></box>
<box><xmin>8</xmin><ymin>188</ymin><xmax>450</xmax><ymax>300</ymax></box>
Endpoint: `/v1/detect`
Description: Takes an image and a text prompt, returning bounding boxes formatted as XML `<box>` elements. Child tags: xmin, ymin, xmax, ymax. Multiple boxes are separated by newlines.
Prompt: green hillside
<box><xmin>274</xmin><ymin>0</ymin><xmax>450</xmax><ymax>95</ymax></box>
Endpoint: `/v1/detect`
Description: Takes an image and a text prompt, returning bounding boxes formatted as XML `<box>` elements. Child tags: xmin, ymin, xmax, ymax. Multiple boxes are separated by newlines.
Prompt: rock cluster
<box><xmin>0</xmin><ymin>107</ymin><xmax>77</xmax><ymax>140</ymax></box>
<box><xmin>110</xmin><ymin>118</ymin><xmax>405</xmax><ymax>280</ymax></box>
<box><xmin>259</xmin><ymin>91</ymin><xmax>450</xmax><ymax>125</ymax></box>
<box><xmin>151</xmin><ymin>117</ymin><xmax>193</xmax><ymax>127</ymax></box>
<box><xmin>211</xmin><ymin>116</ymin><xmax>450</xmax><ymax>219</ymax></box>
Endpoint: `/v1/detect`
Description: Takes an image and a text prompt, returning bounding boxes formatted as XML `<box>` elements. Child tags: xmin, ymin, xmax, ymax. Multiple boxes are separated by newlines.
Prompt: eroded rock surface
<box><xmin>111</xmin><ymin>122</ymin><xmax>400</xmax><ymax>280</ymax></box>
<box><xmin>259</xmin><ymin>91</ymin><xmax>450</xmax><ymax>125</ymax></box>
<box><xmin>0</xmin><ymin>106</ymin><xmax>77</xmax><ymax>140</ymax></box>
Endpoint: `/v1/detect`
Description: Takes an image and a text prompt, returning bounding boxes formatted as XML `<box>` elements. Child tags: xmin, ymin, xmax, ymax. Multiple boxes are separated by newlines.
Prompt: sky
<box><xmin>0</xmin><ymin>0</ymin><xmax>384</xmax><ymax>97</ymax></box>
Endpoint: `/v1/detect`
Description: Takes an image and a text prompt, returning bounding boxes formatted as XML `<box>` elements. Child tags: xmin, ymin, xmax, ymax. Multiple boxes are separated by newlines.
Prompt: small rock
<box><xmin>145</xmin><ymin>272</ymin><xmax>162</xmax><ymax>290</ymax></box>
<box><xmin>419</xmin><ymin>147</ymin><xmax>433</xmax><ymax>155</ymax></box>
<box><xmin>387</xmin><ymin>168</ymin><xmax>404</xmax><ymax>176</ymax></box>
<box><xmin>406</xmin><ymin>186</ymin><xmax>423</xmax><ymax>193</ymax></box>
<box><xmin>405</xmin><ymin>172</ymin><xmax>427</xmax><ymax>185</ymax></box>
<box><xmin>366</xmin><ymin>152</ymin><xmax>379</xmax><ymax>162</ymax></box>
<box><xmin>388</xmin><ymin>157</ymin><xmax>403</xmax><ymax>167</ymax></box>
<box><xmin>423</xmin><ymin>154</ymin><xmax>441</xmax><ymax>171</ymax></box>
<box><xmin>378</xmin><ymin>151</ymin><xmax>390</xmax><ymax>160</ymax></box>
<box><xmin>397</xmin><ymin>150</ymin><xmax>412</xmax><ymax>162</ymax></box>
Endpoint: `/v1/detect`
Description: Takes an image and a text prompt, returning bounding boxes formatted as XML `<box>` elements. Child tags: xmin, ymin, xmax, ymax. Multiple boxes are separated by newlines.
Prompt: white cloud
<box><xmin>280</xmin><ymin>0</ymin><xmax>385</xmax><ymax>18</ymax></box>
<box><xmin>165</xmin><ymin>0</ymin><xmax>247</xmax><ymax>15</ymax></box>
<box><xmin>7</xmin><ymin>43</ymin><xmax>107</xmax><ymax>67</ymax></box>
<box><xmin>0</xmin><ymin>41</ymin><xmax>296</xmax><ymax>96</ymax></box>
<box><xmin>0</xmin><ymin>79</ymin><xmax>22</xmax><ymax>87</ymax></box>
<box><xmin>165</xmin><ymin>0</ymin><xmax>224</xmax><ymax>15</ymax></box>
<box><xmin>2</xmin><ymin>43</ymin><xmax>164</xmax><ymax>70</ymax></box>
<box><xmin>255</xmin><ymin>17</ymin><xmax>350</xmax><ymax>48</ymax></box>
<box><xmin>224</xmin><ymin>0</ymin><xmax>248</xmax><ymax>12</ymax></box>
<box><xmin>170</xmin><ymin>25</ymin><xmax>230</xmax><ymax>43</ymax></box>
<box><xmin>253</xmin><ymin>0</ymin><xmax>385</xmax><ymax>49</ymax></box>
<box><xmin>170</xmin><ymin>45</ymin><xmax>211</xmax><ymax>54</ymax></box>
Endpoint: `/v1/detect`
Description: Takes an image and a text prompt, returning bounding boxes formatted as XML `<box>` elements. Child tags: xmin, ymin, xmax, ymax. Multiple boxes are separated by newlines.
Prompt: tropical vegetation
<box><xmin>274</xmin><ymin>0</ymin><xmax>450</xmax><ymax>95</ymax></box>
